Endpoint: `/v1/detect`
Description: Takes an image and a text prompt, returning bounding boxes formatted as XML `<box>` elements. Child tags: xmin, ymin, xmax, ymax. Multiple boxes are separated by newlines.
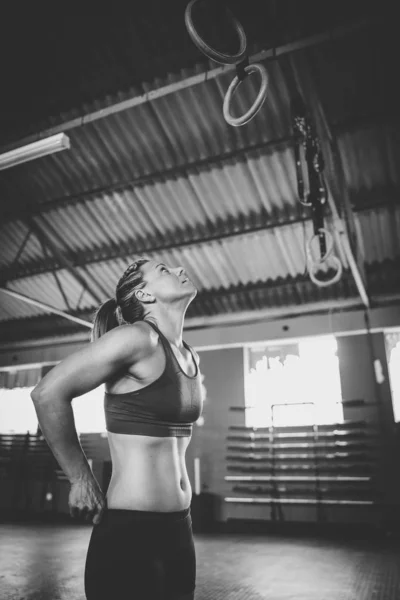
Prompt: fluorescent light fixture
<box><xmin>0</xmin><ymin>133</ymin><xmax>70</xmax><ymax>171</ymax></box>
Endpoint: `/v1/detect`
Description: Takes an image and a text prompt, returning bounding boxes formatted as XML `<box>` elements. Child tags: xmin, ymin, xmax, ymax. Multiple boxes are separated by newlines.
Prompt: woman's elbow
<box><xmin>31</xmin><ymin>385</ymin><xmax>47</xmax><ymax>403</ymax></box>
<box><xmin>31</xmin><ymin>382</ymin><xmax>58</xmax><ymax>403</ymax></box>
<box><xmin>31</xmin><ymin>381</ymin><xmax>73</xmax><ymax>404</ymax></box>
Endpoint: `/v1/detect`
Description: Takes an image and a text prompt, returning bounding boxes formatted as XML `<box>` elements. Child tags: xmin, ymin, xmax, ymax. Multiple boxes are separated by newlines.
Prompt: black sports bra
<box><xmin>104</xmin><ymin>321</ymin><xmax>203</xmax><ymax>437</ymax></box>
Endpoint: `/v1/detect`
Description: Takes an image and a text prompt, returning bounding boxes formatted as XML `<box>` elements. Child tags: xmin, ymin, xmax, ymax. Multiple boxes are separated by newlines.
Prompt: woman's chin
<box><xmin>185</xmin><ymin>286</ymin><xmax>197</xmax><ymax>302</ymax></box>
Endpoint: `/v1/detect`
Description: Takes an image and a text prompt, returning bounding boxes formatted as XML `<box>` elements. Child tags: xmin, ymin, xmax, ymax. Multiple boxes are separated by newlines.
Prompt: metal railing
<box><xmin>224</xmin><ymin>399</ymin><xmax>381</xmax><ymax>521</ymax></box>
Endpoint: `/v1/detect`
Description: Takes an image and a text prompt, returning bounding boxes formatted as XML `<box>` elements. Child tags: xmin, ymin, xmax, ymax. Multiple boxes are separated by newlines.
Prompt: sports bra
<box><xmin>104</xmin><ymin>321</ymin><xmax>203</xmax><ymax>437</ymax></box>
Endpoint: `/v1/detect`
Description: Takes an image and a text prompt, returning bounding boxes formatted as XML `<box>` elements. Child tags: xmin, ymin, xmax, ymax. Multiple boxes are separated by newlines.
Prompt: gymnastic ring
<box><xmin>308</xmin><ymin>255</ymin><xmax>343</xmax><ymax>288</ymax></box>
<box><xmin>184</xmin><ymin>0</ymin><xmax>247</xmax><ymax>65</ymax></box>
<box><xmin>223</xmin><ymin>63</ymin><xmax>268</xmax><ymax>127</ymax></box>
<box><xmin>306</xmin><ymin>227</ymin><xmax>334</xmax><ymax>264</ymax></box>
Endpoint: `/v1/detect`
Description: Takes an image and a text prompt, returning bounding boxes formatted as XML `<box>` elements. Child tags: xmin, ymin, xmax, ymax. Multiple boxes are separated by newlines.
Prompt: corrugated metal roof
<box><xmin>2</xmin><ymin>204</ymin><xmax>399</xmax><ymax>326</ymax></box>
<box><xmin>0</xmin><ymin>222</ymin><xmax>44</xmax><ymax>269</ymax></box>
<box><xmin>26</xmin><ymin>145</ymin><xmax>298</xmax><ymax>255</ymax></box>
<box><xmin>1</xmin><ymin>40</ymin><xmax>397</xmax><ymax>224</ymax></box>
<box><xmin>0</xmin><ymin>17</ymin><xmax>399</xmax><ymax>340</ymax></box>
<box><xmin>2</xmin><ymin>123</ymin><xmax>398</xmax><ymax>277</ymax></box>
<box><xmin>0</xmin><ymin>59</ymin><xmax>292</xmax><ymax>208</ymax></box>
<box><xmin>0</xmin><ymin>291</ymin><xmax>44</xmax><ymax>322</ymax></box>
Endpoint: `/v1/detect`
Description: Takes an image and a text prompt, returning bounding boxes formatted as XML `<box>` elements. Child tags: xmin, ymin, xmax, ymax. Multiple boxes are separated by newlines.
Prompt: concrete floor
<box><xmin>1</xmin><ymin>522</ymin><xmax>400</xmax><ymax>600</ymax></box>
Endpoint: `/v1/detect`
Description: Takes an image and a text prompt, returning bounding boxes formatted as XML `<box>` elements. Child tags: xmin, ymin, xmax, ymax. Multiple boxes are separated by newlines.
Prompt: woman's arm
<box><xmin>31</xmin><ymin>322</ymin><xmax>154</xmax><ymax>484</ymax></box>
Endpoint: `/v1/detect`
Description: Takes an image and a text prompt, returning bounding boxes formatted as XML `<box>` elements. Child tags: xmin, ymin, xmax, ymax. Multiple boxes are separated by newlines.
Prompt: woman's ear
<box><xmin>135</xmin><ymin>289</ymin><xmax>155</xmax><ymax>304</ymax></box>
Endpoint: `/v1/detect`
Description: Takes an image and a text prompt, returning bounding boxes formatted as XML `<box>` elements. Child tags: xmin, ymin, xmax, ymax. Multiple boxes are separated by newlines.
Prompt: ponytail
<box><xmin>90</xmin><ymin>257</ymin><xmax>150</xmax><ymax>343</ymax></box>
<box><xmin>90</xmin><ymin>298</ymin><xmax>119</xmax><ymax>343</ymax></box>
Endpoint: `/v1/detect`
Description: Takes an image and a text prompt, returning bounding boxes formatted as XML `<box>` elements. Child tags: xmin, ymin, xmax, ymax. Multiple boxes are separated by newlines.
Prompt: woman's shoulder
<box><xmin>104</xmin><ymin>321</ymin><xmax>160</xmax><ymax>359</ymax></box>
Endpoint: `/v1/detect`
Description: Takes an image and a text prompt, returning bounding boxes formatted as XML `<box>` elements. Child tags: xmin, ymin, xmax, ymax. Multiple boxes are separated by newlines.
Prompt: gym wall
<box><xmin>0</xmin><ymin>304</ymin><xmax>399</xmax><ymax>525</ymax></box>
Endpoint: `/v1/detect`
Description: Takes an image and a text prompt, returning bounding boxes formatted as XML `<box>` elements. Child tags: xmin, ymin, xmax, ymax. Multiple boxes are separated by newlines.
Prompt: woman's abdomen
<box><xmin>105</xmin><ymin>432</ymin><xmax>192</xmax><ymax>511</ymax></box>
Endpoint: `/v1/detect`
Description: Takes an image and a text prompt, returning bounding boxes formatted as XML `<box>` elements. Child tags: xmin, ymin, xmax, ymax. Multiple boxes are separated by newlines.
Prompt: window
<box><xmin>0</xmin><ymin>384</ymin><xmax>106</xmax><ymax>435</ymax></box>
<box><xmin>71</xmin><ymin>385</ymin><xmax>107</xmax><ymax>434</ymax></box>
<box><xmin>244</xmin><ymin>336</ymin><xmax>343</xmax><ymax>427</ymax></box>
<box><xmin>0</xmin><ymin>387</ymin><xmax>39</xmax><ymax>434</ymax></box>
<box><xmin>385</xmin><ymin>331</ymin><xmax>400</xmax><ymax>423</ymax></box>
<box><xmin>40</xmin><ymin>363</ymin><xmax>106</xmax><ymax>434</ymax></box>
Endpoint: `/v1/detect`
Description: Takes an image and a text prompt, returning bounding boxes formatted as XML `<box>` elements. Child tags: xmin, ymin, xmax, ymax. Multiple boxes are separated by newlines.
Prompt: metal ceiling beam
<box><xmin>25</xmin><ymin>217</ymin><xmax>103</xmax><ymax>304</ymax></box>
<box><xmin>0</xmin><ymin>287</ymin><xmax>92</xmax><ymax>329</ymax></box>
<box><xmin>287</xmin><ymin>54</ymin><xmax>370</xmax><ymax>308</ymax></box>
<box><xmin>34</xmin><ymin>226</ymin><xmax>72</xmax><ymax>312</ymax></box>
<box><xmin>185</xmin><ymin>295</ymin><xmax>400</xmax><ymax>330</ymax></box>
<box><xmin>9</xmin><ymin>228</ymin><xmax>32</xmax><ymax>269</ymax></box>
<box><xmin>0</xmin><ymin>19</ymin><xmax>370</xmax><ymax>156</ymax></box>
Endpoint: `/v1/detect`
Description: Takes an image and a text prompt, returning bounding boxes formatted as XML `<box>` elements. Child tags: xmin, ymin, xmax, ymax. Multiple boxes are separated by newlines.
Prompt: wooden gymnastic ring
<box><xmin>184</xmin><ymin>0</ymin><xmax>247</xmax><ymax>65</ymax></box>
<box><xmin>223</xmin><ymin>63</ymin><xmax>268</xmax><ymax>127</ymax></box>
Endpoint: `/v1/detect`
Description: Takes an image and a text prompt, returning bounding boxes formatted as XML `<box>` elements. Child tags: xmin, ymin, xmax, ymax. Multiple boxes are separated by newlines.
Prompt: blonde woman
<box><xmin>31</xmin><ymin>258</ymin><xmax>203</xmax><ymax>600</ymax></box>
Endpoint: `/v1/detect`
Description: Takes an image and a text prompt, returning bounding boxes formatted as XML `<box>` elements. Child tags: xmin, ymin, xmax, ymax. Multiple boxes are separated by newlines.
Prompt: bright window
<box><xmin>41</xmin><ymin>364</ymin><xmax>107</xmax><ymax>434</ymax></box>
<box><xmin>0</xmin><ymin>387</ymin><xmax>39</xmax><ymax>434</ymax></box>
<box><xmin>71</xmin><ymin>385</ymin><xmax>107</xmax><ymax>434</ymax></box>
<box><xmin>385</xmin><ymin>331</ymin><xmax>400</xmax><ymax>422</ymax></box>
<box><xmin>0</xmin><ymin>384</ymin><xmax>106</xmax><ymax>435</ymax></box>
<box><xmin>244</xmin><ymin>336</ymin><xmax>343</xmax><ymax>427</ymax></box>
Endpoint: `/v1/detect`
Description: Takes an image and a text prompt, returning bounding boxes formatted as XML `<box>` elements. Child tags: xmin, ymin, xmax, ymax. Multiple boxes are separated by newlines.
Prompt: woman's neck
<box><xmin>145</xmin><ymin>308</ymin><xmax>186</xmax><ymax>349</ymax></box>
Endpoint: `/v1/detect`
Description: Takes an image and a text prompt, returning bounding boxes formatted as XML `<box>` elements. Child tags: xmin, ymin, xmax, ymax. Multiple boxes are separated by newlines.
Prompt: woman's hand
<box><xmin>69</xmin><ymin>476</ymin><xmax>106</xmax><ymax>525</ymax></box>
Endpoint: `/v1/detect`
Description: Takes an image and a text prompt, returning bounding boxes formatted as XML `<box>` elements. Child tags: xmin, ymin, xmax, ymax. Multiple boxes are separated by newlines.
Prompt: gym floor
<box><xmin>1</xmin><ymin>522</ymin><xmax>399</xmax><ymax>599</ymax></box>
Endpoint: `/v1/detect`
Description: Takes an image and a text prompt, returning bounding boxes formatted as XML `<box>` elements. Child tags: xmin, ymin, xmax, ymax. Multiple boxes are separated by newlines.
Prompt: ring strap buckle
<box><xmin>235</xmin><ymin>56</ymin><xmax>250</xmax><ymax>82</ymax></box>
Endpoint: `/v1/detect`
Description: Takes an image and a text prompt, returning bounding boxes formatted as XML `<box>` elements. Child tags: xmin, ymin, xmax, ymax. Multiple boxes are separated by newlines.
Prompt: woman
<box><xmin>31</xmin><ymin>257</ymin><xmax>203</xmax><ymax>600</ymax></box>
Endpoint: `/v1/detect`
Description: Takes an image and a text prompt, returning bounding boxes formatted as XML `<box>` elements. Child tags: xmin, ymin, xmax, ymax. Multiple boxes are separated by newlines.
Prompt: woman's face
<box><xmin>140</xmin><ymin>260</ymin><xmax>197</xmax><ymax>304</ymax></box>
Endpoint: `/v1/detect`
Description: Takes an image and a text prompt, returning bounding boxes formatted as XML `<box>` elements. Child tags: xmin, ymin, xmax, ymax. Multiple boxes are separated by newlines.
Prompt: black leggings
<box><xmin>84</xmin><ymin>506</ymin><xmax>196</xmax><ymax>600</ymax></box>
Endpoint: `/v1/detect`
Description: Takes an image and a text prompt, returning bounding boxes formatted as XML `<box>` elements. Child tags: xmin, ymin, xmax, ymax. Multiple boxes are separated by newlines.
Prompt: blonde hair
<box><xmin>90</xmin><ymin>257</ymin><xmax>150</xmax><ymax>342</ymax></box>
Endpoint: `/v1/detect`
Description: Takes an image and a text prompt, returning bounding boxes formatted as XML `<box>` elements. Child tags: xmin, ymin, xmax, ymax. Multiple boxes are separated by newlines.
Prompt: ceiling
<box><xmin>0</xmin><ymin>1</ymin><xmax>399</xmax><ymax>343</ymax></box>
